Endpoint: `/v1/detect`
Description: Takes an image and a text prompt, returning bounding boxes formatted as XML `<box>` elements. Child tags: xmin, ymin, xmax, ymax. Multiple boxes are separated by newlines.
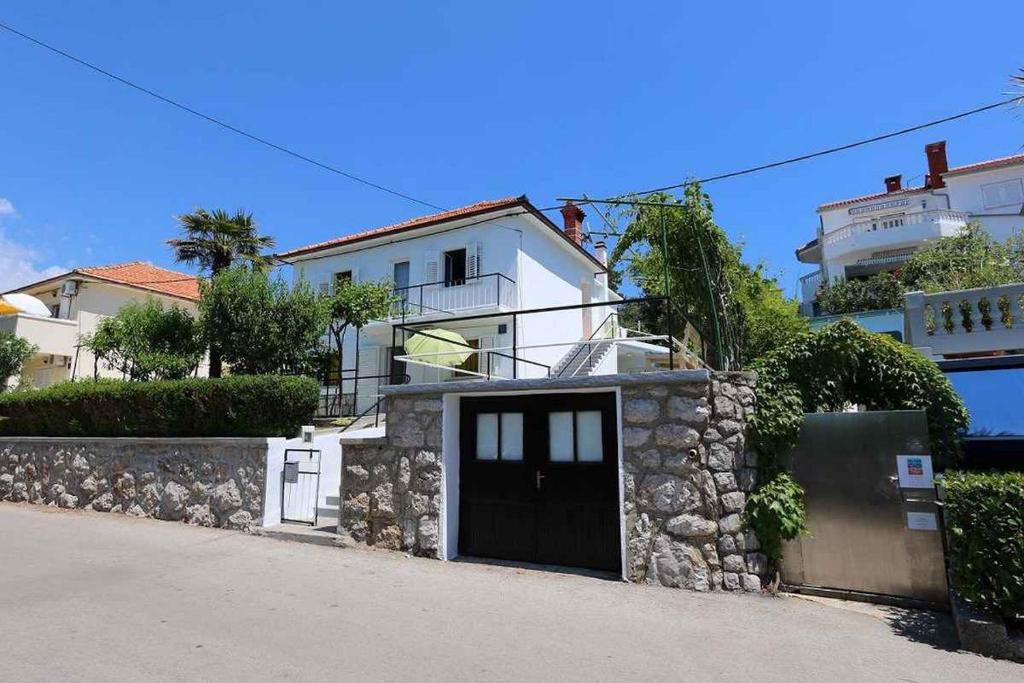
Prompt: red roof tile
<box><xmin>817</xmin><ymin>186</ymin><xmax>928</xmax><ymax>211</ymax></box>
<box><xmin>943</xmin><ymin>152</ymin><xmax>1024</xmax><ymax>178</ymax></box>
<box><xmin>277</xmin><ymin>197</ymin><xmax>529</xmax><ymax>259</ymax></box>
<box><xmin>74</xmin><ymin>262</ymin><xmax>200</xmax><ymax>301</ymax></box>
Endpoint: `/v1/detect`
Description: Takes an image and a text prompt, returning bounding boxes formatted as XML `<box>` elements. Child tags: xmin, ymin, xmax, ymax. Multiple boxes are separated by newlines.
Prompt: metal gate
<box><xmin>281</xmin><ymin>448</ymin><xmax>321</xmax><ymax>526</ymax></box>
<box><xmin>781</xmin><ymin>411</ymin><xmax>948</xmax><ymax>607</ymax></box>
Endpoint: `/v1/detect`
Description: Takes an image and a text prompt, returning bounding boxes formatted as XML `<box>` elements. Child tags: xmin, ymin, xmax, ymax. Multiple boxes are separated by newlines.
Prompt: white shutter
<box><xmin>424</xmin><ymin>251</ymin><xmax>440</xmax><ymax>283</ymax></box>
<box><xmin>355</xmin><ymin>345</ymin><xmax>380</xmax><ymax>413</ymax></box>
<box><xmin>467</xmin><ymin>241</ymin><xmax>482</xmax><ymax>279</ymax></box>
<box><xmin>478</xmin><ymin>335</ymin><xmax>496</xmax><ymax>378</ymax></box>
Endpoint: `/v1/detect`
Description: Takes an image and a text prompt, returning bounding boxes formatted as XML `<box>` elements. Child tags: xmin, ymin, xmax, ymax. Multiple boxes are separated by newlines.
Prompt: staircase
<box><xmin>552</xmin><ymin>339</ymin><xmax>615</xmax><ymax>378</ymax></box>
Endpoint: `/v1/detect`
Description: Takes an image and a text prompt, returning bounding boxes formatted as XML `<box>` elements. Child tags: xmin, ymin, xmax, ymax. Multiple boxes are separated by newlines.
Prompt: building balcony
<box><xmin>799</xmin><ymin>270</ymin><xmax>823</xmax><ymax>313</ymax></box>
<box><xmin>905</xmin><ymin>283</ymin><xmax>1024</xmax><ymax>358</ymax></box>
<box><xmin>0</xmin><ymin>313</ymin><xmax>78</xmax><ymax>357</ymax></box>
<box><xmin>383</xmin><ymin>272</ymin><xmax>517</xmax><ymax>322</ymax></box>
<box><xmin>821</xmin><ymin>210</ymin><xmax>968</xmax><ymax>261</ymax></box>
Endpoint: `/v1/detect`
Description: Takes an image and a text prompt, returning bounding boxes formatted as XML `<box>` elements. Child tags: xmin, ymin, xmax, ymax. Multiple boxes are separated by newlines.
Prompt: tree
<box><xmin>80</xmin><ymin>299</ymin><xmax>205</xmax><ymax>380</ymax></box>
<box><xmin>199</xmin><ymin>267</ymin><xmax>331</xmax><ymax>376</ymax></box>
<box><xmin>167</xmin><ymin>208</ymin><xmax>277</xmax><ymax>376</ymax></box>
<box><xmin>0</xmin><ymin>332</ymin><xmax>37</xmax><ymax>391</ymax></box>
<box><xmin>326</xmin><ymin>279</ymin><xmax>398</xmax><ymax>404</ymax></box>
<box><xmin>610</xmin><ymin>183</ymin><xmax>806</xmax><ymax>367</ymax></box>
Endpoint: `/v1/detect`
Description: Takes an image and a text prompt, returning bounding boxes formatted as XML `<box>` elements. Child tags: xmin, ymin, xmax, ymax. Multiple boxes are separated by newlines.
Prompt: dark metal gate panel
<box><xmin>781</xmin><ymin>411</ymin><xmax>948</xmax><ymax>606</ymax></box>
<box><xmin>459</xmin><ymin>392</ymin><xmax>621</xmax><ymax>572</ymax></box>
<box><xmin>281</xmin><ymin>448</ymin><xmax>321</xmax><ymax>526</ymax></box>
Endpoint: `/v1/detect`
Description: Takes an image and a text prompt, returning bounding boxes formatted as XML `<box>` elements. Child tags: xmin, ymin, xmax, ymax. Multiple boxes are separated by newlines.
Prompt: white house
<box><xmin>0</xmin><ymin>262</ymin><xmax>202</xmax><ymax>388</ymax></box>
<box><xmin>278</xmin><ymin>196</ymin><xmax>688</xmax><ymax>416</ymax></box>
<box><xmin>797</xmin><ymin>140</ymin><xmax>1024</xmax><ymax>319</ymax></box>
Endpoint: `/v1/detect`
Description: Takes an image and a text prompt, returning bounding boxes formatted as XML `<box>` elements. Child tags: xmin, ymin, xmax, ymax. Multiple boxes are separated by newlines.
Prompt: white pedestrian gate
<box><xmin>281</xmin><ymin>448</ymin><xmax>321</xmax><ymax>526</ymax></box>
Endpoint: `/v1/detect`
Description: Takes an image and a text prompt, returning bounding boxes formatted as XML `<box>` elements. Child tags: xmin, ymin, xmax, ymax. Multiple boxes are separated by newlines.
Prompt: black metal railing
<box><xmin>316</xmin><ymin>371</ymin><xmax>409</xmax><ymax>418</ymax></box>
<box><xmin>389</xmin><ymin>272</ymin><xmax>516</xmax><ymax>319</ymax></box>
<box><xmin>554</xmin><ymin>311</ymin><xmax>618</xmax><ymax>378</ymax></box>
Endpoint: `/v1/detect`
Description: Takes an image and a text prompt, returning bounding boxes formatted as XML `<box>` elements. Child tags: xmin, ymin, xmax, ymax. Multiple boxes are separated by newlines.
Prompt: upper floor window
<box><xmin>444</xmin><ymin>249</ymin><xmax>466</xmax><ymax>287</ymax></box>
<box><xmin>870</xmin><ymin>214</ymin><xmax>905</xmax><ymax>231</ymax></box>
<box><xmin>334</xmin><ymin>271</ymin><xmax>353</xmax><ymax>289</ymax></box>
<box><xmin>981</xmin><ymin>179</ymin><xmax>1024</xmax><ymax>210</ymax></box>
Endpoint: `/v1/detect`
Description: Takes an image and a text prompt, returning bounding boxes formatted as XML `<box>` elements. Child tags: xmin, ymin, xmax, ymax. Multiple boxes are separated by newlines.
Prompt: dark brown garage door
<box><xmin>458</xmin><ymin>392</ymin><xmax>620</xmax><ymax>572</ymax></box>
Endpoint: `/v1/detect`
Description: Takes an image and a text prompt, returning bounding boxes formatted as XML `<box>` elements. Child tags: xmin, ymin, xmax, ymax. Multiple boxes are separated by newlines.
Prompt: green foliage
<box><xmin>81</xmin><ymin>299</ymin><xmax>205</xmax><ymax>381</ymax></box>
<box><xmin>747</xmin><ymin>319</ymin><xmax>969</xmax><ymax>561</ymax></box>
<box><xmin>0</xmin><ymin>332</ymin><xmax>37</xmax><ymax>390</ymax></box>
<box><xmin>817</xmin><ymin>272</ymin><xmax>904</xmax><ymax>315</ymax></box>
<box><xmin>743</xmin><ymin>472</ymin><xmax>807</xmax><ymax>561</ymax></box>
<box><xmin>944</xmin><ymin>470</ymin><xmax>1024</xmax><ymax>618</ymax></box>
<box><xmin>0</xmin><ymin>375</ymin><xmax>317</xmax><ymax>437</ymax></box>
<box><xmin>199</xmin><ymin>267</ymin><xmax>331</xmax><ymax>376</ymax></box>
<box><xmin>609</xmin><ymin>183</ymin><xmax>805</xmax><ymax>367</ymax></box>
<box><xmin>328</xmin><ymin>279</ymin><xmax>398</xmax><ymax>331</ymax></box>
<box><xmin>167</xmin><ymin>208</ymin><xmax>276</xmax><ymax>274</ymax></box>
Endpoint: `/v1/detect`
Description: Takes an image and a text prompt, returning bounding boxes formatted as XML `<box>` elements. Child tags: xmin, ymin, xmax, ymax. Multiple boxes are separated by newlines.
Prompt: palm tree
<box><xmin>168</xmin><ymin>208</ymin><xmax>276</xmax><ymax>377</ymax></box>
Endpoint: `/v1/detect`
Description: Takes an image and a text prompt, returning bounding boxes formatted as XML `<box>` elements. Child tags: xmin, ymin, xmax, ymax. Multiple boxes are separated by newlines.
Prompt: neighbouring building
<box><xmin>278</xmin><ymin>196</ymin><xmax>697</xmax><ymax>417</ymax></box>
<box><xmin>797</xmin><ymin>140</ymin><xmax>1024</xmax><ymax>331</ymax></box>
<box><xmin>1</xmin><ymin>262</ymin><xmax>202</xmax><ymax>388</ymax></box>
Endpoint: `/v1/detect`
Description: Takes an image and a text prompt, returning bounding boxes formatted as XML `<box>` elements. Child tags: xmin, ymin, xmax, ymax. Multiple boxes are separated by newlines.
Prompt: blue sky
<box><xmin>1</xmin><ymin>1</ymin><xmax>1022</xmax><ymax>295</ymax></box>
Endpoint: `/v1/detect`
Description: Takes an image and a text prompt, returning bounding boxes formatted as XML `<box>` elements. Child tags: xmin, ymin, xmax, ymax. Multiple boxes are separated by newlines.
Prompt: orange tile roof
<box><xmin>817</xmin><ymin>186</ymin><xmax>928</xmax><ymax>211</ymax></box>
<box><xmin>75</xmin><ymin>262</ymin><xmax>200</xmax><ymax>301</ymax></box>
<box><xmin>943</xmin><ymin>152</ymin><xmax>1024</xmax><ymax>178</ymax></box>
<box><xmin>277</xmin><ymin>196</ymin><xmax>528</xmax><ymax>259</ymax></box>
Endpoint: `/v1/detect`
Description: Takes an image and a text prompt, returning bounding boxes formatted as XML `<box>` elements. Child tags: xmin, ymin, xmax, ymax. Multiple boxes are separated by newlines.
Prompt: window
<box><xmin>548</xmin><ymin>410</ymin><xmax>604</xmax><ymax>463</ymax></box>
<box><xmin>392</xmin><ymin>261</ymin><xmax>410</xmax><ymax>291</ymax></box>
<box><xmin>475</xmin><ymin>412</ymin><xmax>524</xmax><ymax>461</ymax></box>
<box><xmin>443</xmin><ymin>249</ymin><xmax>466</xmax><ymax>287</ymax></box>
<box><xmin>334</xmin><ymin>271</ymin><xmax>353</xmax><ymax>290</ymax></box>
<box><xmin>981</xmin><ymin>179</ymin><xmax>1024</xmax><ymax>210</ymax></box>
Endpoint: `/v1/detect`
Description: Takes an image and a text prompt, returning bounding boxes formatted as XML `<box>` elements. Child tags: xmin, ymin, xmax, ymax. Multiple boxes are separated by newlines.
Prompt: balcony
<box><xmin>822</xmin><ymin>210</ymin><xmax>968</xmax><ymax>260</ymax></box>
<box><xmin>386</xmin><ymin>272</ymin><xmax>517</xmax><ymax>321</ymax></box>
<box><xmin>905</xmin><ymin>283</ymin><xmax>1024</xmax><ymax>358</ymax></box>
<box><xmin>0</xmin><ymin>313</ymin><xmax>78</xmax><ymax>357</ymax></box>
<box><xmin>799</xmin><ymin>270</ymin><xmax>823</xmax><ymax>314</ymax></box>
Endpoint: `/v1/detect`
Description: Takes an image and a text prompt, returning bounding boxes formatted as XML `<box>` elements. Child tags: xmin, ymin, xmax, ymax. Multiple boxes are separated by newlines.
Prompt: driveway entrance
<box><xmin>458</xmin><ymin>392</ymin><xmax>620</xmax><ymax>572</ymax></box>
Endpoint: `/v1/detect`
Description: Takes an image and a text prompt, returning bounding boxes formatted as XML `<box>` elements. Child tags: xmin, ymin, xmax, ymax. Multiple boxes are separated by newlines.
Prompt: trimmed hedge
<box><xmin>944</xmin><ymin>471</ymin><xmax>1024</xmax><ymax>618</ymax></box>
<box><xmin>0</xmin><ymin>375</ymin><xmax>318</xmax><ymax>438</ymax></box>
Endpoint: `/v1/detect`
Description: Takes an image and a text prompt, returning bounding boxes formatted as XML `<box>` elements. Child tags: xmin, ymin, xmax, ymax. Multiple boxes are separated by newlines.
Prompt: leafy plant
<box><xmin>944</xmin><ymin>471</ymin><xmax>1024</xmax><ymax>619</ymax></box>
<box><xmin>167</xmin><ymin>207</ymin><xmax>276</xmax><ymax>376</ymax></box>
<box><xmin>817</xmin><ymin>271</ymin><xmax>904</xmax><ymax>315</ymax></box>
<box><xmin>0</xmin><ymin>332</ymin><xmax>37</xmax><ymax>391</ymax></box>
<box><xmin>199</xmin><ymin>267</ymin><xmax>331</xmax><ymax>376</ymax></box>
<box><xmin>80</xmin><ymin>299</ymin><xmax>205</xmax><ymax>380</ymax></box>
<box><xmin>743</xmin><ymin>472</ymin><xmax>807</xmax><ymax>561</ymax></box>
<box><xmin>747</xmin><ymin>319</ymin><xmax>969</xmax><ymax>562</ymax></box>
<box><xmin>0</xmin><ymin>375</ymin><xmax>317</xmax><ymax>437</ymax></box>
<box><xmin>326</xmin><ymin>279</ymin><xmax>399</xmax><ymax>391</ymax></box>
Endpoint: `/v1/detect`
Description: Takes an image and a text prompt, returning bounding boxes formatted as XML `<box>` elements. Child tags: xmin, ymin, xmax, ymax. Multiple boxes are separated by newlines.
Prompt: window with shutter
<box><xmin>424</xmin><ymin>252</ymin><xmax>440</xmax><ymax>283</ymax></box>
<box><xmin>982</xmin><ymin>179</ymin><xmax>1024</xmax><ymax>210</ymax></box>
<box><xmin>467</xmin><ymin>241</ymin><xmax>481</xmax><ymax>279</ymax></box>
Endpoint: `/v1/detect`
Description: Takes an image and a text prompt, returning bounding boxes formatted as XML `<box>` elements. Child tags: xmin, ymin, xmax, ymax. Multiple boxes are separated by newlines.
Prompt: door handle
<box><xmin>536</xmin><ymin>470</ymin><xmax>546</xmax><ymax>491</ymax></box>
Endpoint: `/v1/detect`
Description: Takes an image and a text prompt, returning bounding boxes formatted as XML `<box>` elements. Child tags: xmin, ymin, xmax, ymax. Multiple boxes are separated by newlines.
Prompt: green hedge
<box><xmin>944</xmin><ymin>471</ymin><xmax>1024</xmax><ymax>618</ymax></box>
<box><xmin>0</xmin><ymin>375</ymin><xmax>318</xmax><ymax>438</ymax></box>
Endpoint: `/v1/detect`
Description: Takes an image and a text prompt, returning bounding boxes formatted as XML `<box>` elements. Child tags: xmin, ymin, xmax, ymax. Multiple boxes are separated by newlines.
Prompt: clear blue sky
<box><xmin>1</xmin><ymin>1</ymin><xmax>1022</xmax><ymax>296</ymax></box>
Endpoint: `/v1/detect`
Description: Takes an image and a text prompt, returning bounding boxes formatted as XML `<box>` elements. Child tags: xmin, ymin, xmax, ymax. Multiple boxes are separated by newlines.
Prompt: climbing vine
<box><xmin>743</xmin><ymin>319</ymin><xmax>969</xmax><ymax>562</ymax></box>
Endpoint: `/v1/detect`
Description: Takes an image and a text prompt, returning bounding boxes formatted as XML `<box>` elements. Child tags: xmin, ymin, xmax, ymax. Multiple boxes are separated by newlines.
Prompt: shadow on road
<box><xmin>883</xmin><ymin>607</ymin><xmax>960</xmax><ymax>652</ymax></box>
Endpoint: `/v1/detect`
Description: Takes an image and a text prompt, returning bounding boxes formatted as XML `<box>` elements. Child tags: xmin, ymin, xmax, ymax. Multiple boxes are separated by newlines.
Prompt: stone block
<box><xmin>160</xmin><ymin>481</ymin><xmax>189</xmax><ymax>520</ymax></box>
<box><xmin>654</xmin><ymin>424</ymin><xmax>700</xmax><ymax>450</ymax></box>
<box><xmin>715</xmin><ymin>419</ymin><xmax>742</xmax><ymax>438</ymax></box>
<box><xmin>713</xmin><ymin>472</ymin><xmax>737</xmax><ymax>492</ymax></box>
<box><xmin>637</xmin><ymin>474</ymin><xmax>701</xmax><ymax>515</ymax></box>
<box><xmin>718</xmin><ymin>513</ymin><xmax>742</xmax><ymax>534</ymax></box>
<box><xmin>667</xmin><ymin>396</ymin><xmax>711</xmax><ymax>427</ymax></box>
<box><xmin>666</xmin><ymin>513</ymin><xmax>717</xmax><ymax>538</ymax></box>
<box><xmin>623</xmin><ymin>398</ymin><xmax>660</xmax><ymax>424</ymax></box>
<box><xmin>646</xmin><ymin>535</ymin><xmax>710</xmax><ymax>591</ymax></box>
<box><xmin>713</xmin><ymin>395</ymin><xmax>740</xmax><ymax>420</ymax></box>
<box><xmin>623</xmin><ymin>427</ymin><xmax>651</xmax><ymax>448</ymax></box>
<box><xmin>722</xmin><ymin>554</ymin><xmax>746</xmax><ymax>573</ymax></box>
<box><xmin>741</xmin><ymin>574</ymin><xmax>762</xmax><ymax>592</ymax></box>
<box><xmin>417</xmin><ymin>518</ymin><xmax>438</xmax><ymax>553</ymax></box>
<box><xmin>706</xmin><ymin>443</ymin><xmax>734</xmax><ymax>472</ymax></box>
<box><xmin>722</xmin><ymin>572</ymin><xmax>740</xmax><ymax>591</ymax></box>
<box><xmin>371</xmin><ymin>523</ymin><xmax>402</xmax><ymax>550</ymax></box>
<box><xmin>720</xmin><ymin>492</ymin><xmax>746</xmax><ymax>513</ymax></box>
<box><xmin>212</xmin><ymin>480</ymin><xmax>242</xmax><ymax>513</ymax></box>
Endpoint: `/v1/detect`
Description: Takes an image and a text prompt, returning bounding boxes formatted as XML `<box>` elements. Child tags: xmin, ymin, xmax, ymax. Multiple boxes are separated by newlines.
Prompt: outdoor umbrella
<box><xmin>0</xmin><ymin>293</ymin><xmax>52</xmax><ymax>317</ymax></box>
<box><xmin>403</xmin><ymin>328</ymin><xmax>473</xmax><ymax>367</ymax></box>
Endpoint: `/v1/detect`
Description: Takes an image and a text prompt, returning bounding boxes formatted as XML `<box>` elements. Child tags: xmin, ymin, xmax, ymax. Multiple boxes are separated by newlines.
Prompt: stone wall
<box><xmin>621</xmin><ymin>372</ymin><xmax>766</xmax><ymax>592</ymax></box>
<box><xmin>338</xmin><ymin>397</ymin><xmax>442</xmax><ymax>557</ymax></box>
<box><xmin>0</xmin><ymin>437</ymin><xmax>269</xmax><ymax>530</ymax></box>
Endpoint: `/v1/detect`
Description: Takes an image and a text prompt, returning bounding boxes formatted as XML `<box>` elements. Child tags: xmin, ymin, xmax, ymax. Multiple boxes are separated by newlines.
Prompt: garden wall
<box><xmin>0</xmin><ymin>437</ymin><xmax>278</xmax><ymax>530</ymax></box>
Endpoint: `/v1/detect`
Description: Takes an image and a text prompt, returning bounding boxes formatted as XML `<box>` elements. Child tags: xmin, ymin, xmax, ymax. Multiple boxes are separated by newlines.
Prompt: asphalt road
<box><xmin>0</xmin><ymin>503</ymin><xmax>1019</xmax><ymax>682</ymax></box>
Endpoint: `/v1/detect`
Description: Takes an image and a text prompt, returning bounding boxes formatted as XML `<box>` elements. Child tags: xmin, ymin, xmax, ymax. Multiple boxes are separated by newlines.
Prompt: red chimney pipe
<box><xmin>884</xmin><ymin>175</ymin><xmax>902</xmax><ymax>193</ymax></box>
<box><xmin>925</xmin><ymin>141</ymin><xmax>948</xmax><ymax>189</ymax></box>
<box><xmin>560</xmin><ymin>201</ymin><xmax>585</xmax><ymax>246</ymax></box>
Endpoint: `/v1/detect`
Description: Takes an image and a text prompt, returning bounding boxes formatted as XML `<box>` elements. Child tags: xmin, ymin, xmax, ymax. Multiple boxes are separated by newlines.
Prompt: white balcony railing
<box><xmin>904</xmin><ymin>283</ymin><xmax>1024</xmax><ymax>358</ymax></box>
<box><xmin>387</xmin><ymin>272</ymin><xmax>517</xmax><ymax>320</ymax></box>
<box><xmin>822</xmin><ymin>210</ymin><xmax>969</xmax><ymax>248</ymax></box>
<box><xmin>0</xmin><ymin>313</ymin><xmax>78</xmax><ymax>357</ymax></box>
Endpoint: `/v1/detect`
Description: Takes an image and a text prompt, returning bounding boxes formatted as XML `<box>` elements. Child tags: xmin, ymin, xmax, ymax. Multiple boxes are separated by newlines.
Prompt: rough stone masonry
<box><xmin>339</xmin><ymin>371</ymin><xmax>766</xmax><ymax>593</ymax></box>
<box><xmin>0</xmin><ymin>438</ymin><xmax>268</xmax><ymax>530</ymax></box>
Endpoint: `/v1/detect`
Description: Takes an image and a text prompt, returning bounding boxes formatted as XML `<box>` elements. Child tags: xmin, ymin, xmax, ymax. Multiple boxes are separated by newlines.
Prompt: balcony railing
<box><xmin>822</xmin><ymin>210</ymin><xmax>969</xmax><ymax>248</ymax></box>
<box><xmin>905</xmin><ymin>283</ymin><xmax>1024</xmax><ymax>357</ymax></box>
<box><xmin>387</xmin><ymin>272</ymin><xmax>516</xmax><ymax>320</ymax></box>
<box><xmin>0</xmin><ymin>313</ymin><xmax>78</xmax><ymax>357</ymax></box>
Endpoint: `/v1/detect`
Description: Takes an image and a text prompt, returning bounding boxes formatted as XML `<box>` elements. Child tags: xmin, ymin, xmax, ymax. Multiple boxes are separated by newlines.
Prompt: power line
<box><xmin>0</xmin><ymin>19</ymin><xmax>445</xmax><ymax>211</ymax></box>
<box><xmin>613</xmin><ymin>96</ymin><xmax>1023</xmax><ymax>197</ymax></box>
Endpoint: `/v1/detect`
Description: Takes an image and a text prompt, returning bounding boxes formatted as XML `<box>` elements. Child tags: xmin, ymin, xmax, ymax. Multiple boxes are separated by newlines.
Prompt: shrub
<box><xmin>0</xmin><ymin>332</ymin><xmax>37</xmax><ymax>390</ymax></box>
<box><xmin>0</xmin><ymin>375</ymin><xmax>318</xmax><ymax>437</ymax></box>
<box><xmin>743</xmin><ymin>472</ymin><xmax>807</xmax><ymax>561</ymax></box>
<box><xmin>817</xmin><ymin>272</ymin><xmax>904</xmax><ymax>315</ymax></box>
<box><xmin>944</xmin><ymin>471</ymin><xmax>1024</xmax><ymax>619</ymax></box>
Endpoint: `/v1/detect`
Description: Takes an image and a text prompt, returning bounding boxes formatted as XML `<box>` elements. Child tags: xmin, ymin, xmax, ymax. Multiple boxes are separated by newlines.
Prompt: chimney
<box><xmin>560</xmin><ymin>201</ymin><xmax>585</xmax><ymax>246</ymax></box>
<box><xmin>593</xmin><ymin>240</ymin><xmax>607</xmax><ymax>266</ymax></box>
<box><xmin>925</xmin><ymin>141</ymin><xmax>948</xmax><ymax>189</ymax></box>
<box><xmin>884</xmin><ymin>175</ymin><xmax>902</xmax><ymax>193</ymax></box>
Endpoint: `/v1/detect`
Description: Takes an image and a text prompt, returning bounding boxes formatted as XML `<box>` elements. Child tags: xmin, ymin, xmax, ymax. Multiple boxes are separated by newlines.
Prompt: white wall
<box><xmin>262</xmin><ymin>432</ymin><xmax>342</xmax><ymax>527</ymax></box>
<box><xmin>944</xmin><ymin>165</ymin><xmax>1024</xmax><ymax>241</ymax></box>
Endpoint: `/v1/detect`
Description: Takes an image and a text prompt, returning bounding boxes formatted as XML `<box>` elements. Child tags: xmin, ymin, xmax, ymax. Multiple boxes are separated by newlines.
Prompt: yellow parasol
<box><xmin>404</xmin><ymin>328</ymin><xmax>473</xmax><ymax>367</ymax></box>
